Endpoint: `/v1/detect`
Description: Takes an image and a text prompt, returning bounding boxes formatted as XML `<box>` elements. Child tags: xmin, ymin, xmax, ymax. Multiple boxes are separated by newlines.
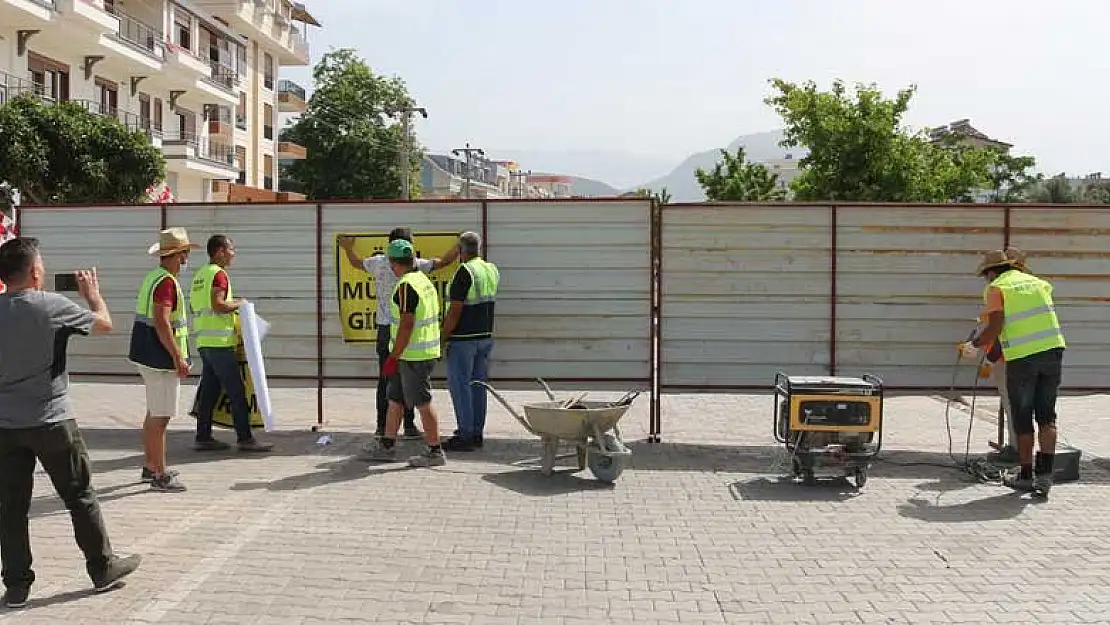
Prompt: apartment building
<box><xmin>0</xmin><ymin>0</ymin><xmax>317</xmax><ymax>203</ymax></box>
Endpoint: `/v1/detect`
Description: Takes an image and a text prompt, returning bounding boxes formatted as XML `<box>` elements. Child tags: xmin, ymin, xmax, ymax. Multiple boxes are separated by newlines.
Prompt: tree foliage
<box><xmin>1030</xmin><ymin>174</ymin><xmax>1080</xmax><ymax>203</ymax></box>
<box><xmin>280</xmin><ymin>49</ymin><xmax>422</xmax><ymax>200</ymax></box>
<box><xmin>0</xmin><ymin>94</ymin><xmax>164</xmax><ymax>204</ymax></box>
<box><xmin>1078</xmin><ymin>178</ymin><xmax>1110</xmax><ymax>204</ymax></box>
<box><xmin>764</xmin><ymin>79</ymin><xmax>1009</xmax><ymax>203</ymax></box>
<box><xmin>695</xmin><ymin>147</ymin><xmax>786</xmax><ymax>201</ymax></box>
<box><xmin>630</xmin><ymin>187</ymin><xmax>672</xmax><ymax>204</ymax></box>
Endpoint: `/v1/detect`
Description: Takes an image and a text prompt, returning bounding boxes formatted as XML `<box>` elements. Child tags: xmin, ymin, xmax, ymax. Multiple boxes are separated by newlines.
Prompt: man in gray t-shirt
<box><xmin>0</xmin><ymin>237</ymin><xmax>140</xmax><ymax>607</ymax></box>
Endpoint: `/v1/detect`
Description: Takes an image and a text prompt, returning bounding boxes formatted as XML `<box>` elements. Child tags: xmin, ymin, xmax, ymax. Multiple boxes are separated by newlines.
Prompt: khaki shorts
<box><xmin>135</xmin><ymin>364</ymin><xmax>180</xmax><ymax>418</ymax></box>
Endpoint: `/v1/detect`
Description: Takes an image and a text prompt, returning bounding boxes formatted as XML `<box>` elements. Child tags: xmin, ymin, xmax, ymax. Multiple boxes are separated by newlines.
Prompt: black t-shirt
<box><xmin>448</xmin><ymin>265</ymin><xmax>495</xmax><ymax>341</ymax></box>
<box><xmin>391</xmin><ymin>282</ymin><xmax>420</xmax><ymax>315</ymax></box>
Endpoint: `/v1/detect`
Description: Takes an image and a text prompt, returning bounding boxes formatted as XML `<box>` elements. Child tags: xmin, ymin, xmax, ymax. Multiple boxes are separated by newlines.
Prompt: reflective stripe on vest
<box><xmin>189</xmin><ymin>263</ymin><xmax>237</xmax><ymax>348</ymax></box>
<box><xmin>134</xmin><ymin>267</ymin><xmax>189</xmax><ymax>356</ymax></box>
<box><xmin>992</xmin><ymin>270</ymin><xmax>1066</xmax><ymax>361</ymax></box>
<box><xmin>389</xmin><ymin>270</ymin><xmax>441</xmax><ymax>361</ymax></box>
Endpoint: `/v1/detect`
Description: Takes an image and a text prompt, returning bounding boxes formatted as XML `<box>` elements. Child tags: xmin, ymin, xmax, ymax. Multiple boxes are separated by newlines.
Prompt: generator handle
<box><xmin>773</xmin><ymin>371</ymin><xmax>790</xmax><ymax>395</ymax></box>
<box><xmin>772</xmin><ymin>371</ymin><xmax>789</xmax><ymax>443</ymax></box>
<box><xmin>861</xmin><ymin>373</ymin><xmax>884</xmax><ymax>392</ymax></box>
<box><xmin>860</xmin><ymin>373</ymin><xmax>885</xmax><ymax>455</ymax></box>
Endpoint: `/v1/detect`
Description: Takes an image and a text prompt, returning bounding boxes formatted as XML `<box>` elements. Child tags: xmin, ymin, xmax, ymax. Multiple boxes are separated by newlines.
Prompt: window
<box><xmin>263</xmin><ymin>154</ymin><xmax>273</xmax><ymax>189</ymax></box>
<box><xmin>27</xmin><ymin>52</ymin><xmax>69</xmax><ymax>102</ymax></box>
<box><xmin>153</xmin><ymin>98</ymin><xmax>163</xmax><ymax>131</ymax></box>
<box><xmin>138</xmin><ymin>93</ymin><xmax>151</xmax><ymax>124</ymax></box>
<box><xmin>174</xmin><ymin>108</ymin><xmax>196</xmax><ymax>141</ymax></box>
<box><xmin>263</xmin><ymin>53</ymin><xmax>274</xmax><ymax>90</ymax></box>
<box><xmin>263</xmin><ymin>104</ymin><xmax>273</xmax><ymax>139</ymax></box>
<box><xmin>236</xmin><ymin>146</ymin><xmax>247</xmax><ymax>184</ymax></box>
<box><xmin>175</xmin><ymin>13</ymin><xmax>192</xmax><ymax>51</ymax></box>
<box><xmin>94</xmin><ymin>77</ymin><xmax>118</xmax><ymax>116</ymax></box>
<box><xmin>236</xmin><ymin>92</ymin><xmax>247</xmax><ymax>129</ymax></box>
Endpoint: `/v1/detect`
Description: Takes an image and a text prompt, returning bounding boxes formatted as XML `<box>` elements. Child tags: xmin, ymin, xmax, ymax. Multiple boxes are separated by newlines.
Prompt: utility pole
<box><xmin>452</xmin><ymin>142</ymin><xmax>485</xmax><ymax>199</ymax></box>
<box><xmin>397</xmin><ymin>102</ymin><xmax>428</xmax><ymax>201</ymax></box>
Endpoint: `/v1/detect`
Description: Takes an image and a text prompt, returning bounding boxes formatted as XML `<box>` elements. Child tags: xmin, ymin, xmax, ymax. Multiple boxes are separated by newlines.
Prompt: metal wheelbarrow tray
<box><xmin>472</xmin><ymin>379</ymin><xmax>637</xmax><ymax>483</ymax></box>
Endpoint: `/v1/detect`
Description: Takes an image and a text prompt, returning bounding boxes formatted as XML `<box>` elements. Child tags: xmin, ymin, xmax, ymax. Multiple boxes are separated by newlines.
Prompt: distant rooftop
<box><xmin>927</xmin><ymin>119</ymin><xmax>1013</xmax><ymax>150</ymax></box>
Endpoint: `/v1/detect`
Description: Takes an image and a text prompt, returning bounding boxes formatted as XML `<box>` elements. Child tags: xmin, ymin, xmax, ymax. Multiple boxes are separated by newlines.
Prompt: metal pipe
<box><xmin>829</xmin><ymin>204</ymin><xmax>838</xmax><ymax>376</ymax></box>
<box><xmin>314</xmin><ymin>201</ymin><xmax>324</xmax><ymax>427</ymax></box>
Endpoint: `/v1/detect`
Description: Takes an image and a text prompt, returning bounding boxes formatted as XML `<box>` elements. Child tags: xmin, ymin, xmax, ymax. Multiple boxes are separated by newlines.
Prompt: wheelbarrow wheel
<box><xmin>588</xmin><ymin>453</ymin><xmax>626</xmax><ymax>483</ymax></box>
<box><xmin>853</xmin><ymin>467</ymin><xmax>868</xmax><ymax>489</ymax></box>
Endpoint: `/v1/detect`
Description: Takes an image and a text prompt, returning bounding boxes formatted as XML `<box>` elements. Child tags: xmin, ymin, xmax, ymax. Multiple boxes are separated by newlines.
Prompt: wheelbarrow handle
<box><xmin>470</xmin><ymin>380</ymin><xmax>538</xmax><ymax>436</ymax></box>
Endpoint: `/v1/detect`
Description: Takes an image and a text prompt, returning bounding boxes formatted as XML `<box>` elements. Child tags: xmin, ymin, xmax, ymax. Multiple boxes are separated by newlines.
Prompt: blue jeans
<box><xmin>446</xmin><ymin>338</ymin><xmax>493</xmax><ymax>439</ymax></box>
<box><xmin>193</xmin><ymin>347</ymin><xmax>253</xmax><ymax>443</ymax></box>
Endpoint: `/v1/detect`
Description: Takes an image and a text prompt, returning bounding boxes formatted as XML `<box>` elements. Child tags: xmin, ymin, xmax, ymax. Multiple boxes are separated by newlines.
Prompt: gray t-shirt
<box><xmin>0</xmin><ymin>290</ymin><xmax>95</xmax><ymax>428</ymax></box>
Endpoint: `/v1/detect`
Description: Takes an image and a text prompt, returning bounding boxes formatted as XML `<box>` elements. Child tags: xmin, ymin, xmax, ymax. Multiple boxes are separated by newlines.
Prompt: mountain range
<box><xmin>502</xmin><ymin>130</ymin><xmax>807</xmax><ymax>201</ymax></box>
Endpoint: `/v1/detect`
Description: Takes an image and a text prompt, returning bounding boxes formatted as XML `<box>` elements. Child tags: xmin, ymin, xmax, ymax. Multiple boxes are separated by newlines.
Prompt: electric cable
<box><xmin>878</xmin><ymin>335</ymin><xmax>1011</xmax><ymax>483</ymax></box>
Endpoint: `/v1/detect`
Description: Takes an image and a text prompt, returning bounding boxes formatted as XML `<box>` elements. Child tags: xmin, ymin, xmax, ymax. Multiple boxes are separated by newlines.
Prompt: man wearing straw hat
<box><xmin>127</xmin><ymin>228</ymin><xmax>196</xmax><ymax>492</ymax></box>
<box><xmin>961</xmin><ymin>248</ymin><xmax>1066</xmax><ymax>497</ymax></box>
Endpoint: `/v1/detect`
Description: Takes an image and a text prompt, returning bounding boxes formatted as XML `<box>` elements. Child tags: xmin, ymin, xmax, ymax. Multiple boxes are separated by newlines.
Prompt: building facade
<box><xmin>0</xmin><ymin>0</ymin><xmax>317</xmax><ymax>203</ymax></box>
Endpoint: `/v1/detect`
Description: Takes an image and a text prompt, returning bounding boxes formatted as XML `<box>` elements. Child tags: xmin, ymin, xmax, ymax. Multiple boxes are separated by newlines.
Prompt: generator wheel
<box><xmin>802</xmin><ymin>468</ymin><xmax>817</xmax><ymax>486</ymax></box>
<box><xmin>589</xmin><ymin>453</ymin><xmax>626</xmax><ymax>483</ymax></box>
<box><xmin>853</xmin><ymin>467</ymin><xmax>868</xmax><ymax>488</ymax></box>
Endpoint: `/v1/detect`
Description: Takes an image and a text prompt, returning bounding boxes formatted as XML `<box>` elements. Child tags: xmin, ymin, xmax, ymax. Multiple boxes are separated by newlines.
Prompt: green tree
<box><xmin>764</xmin><ymin>78</ymin><xmax>993</xmax><ymax>202</ymax></box>
<box><xmin>280</xmin><ymin>49</ymin><xmax>421</xmax><ymax>200</ymax></box>
<box><xmin>630</xmin><ymin>186</ymin><xmax>672</xmax><ymax>204</ymax></box>
<box><xmin>0</xmin><ymin>94</ymin><xmax>164</xmax><ymax>204</ymax></box>
<box><xmin>1079</xmin><ymin>178</ymin><xmax>1110</xmax><ymax>204</ymax></box>
<box><xmin>695</xmin><ymin>147</ymin><xmax>786</xmax><ymax>201</ymax></box>
<box><xmin>1030</xmin><ymin>174</ymin><xmax>1079</xmax><ymax>203</ymax></box>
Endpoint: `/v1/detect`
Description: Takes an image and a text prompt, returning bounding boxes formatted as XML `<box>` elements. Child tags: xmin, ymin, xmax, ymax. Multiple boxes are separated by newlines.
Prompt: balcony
<box><xmin>165</xmin><ymin>43</ymin><xmax>210</xmax><ymax>78</ymax></box>
<box><xmin>162</xmin><ymin>130</ymin><xmax>239</xmax><ymax>178</ymax></box>
<box><xmin>0</xmin><ymin>0</ymin><xmax>56</xmax><ymax>28</ymax></box>
<box><xmin>191</xmin><ymin>0</ymin><xmax>314</xmax><ymax>67</ymax></box>
<box><xmin>68</xmin><ymin>99</ymin><xmax>163</xmax><ymax>146</ymax></box>
<box><xmin>0</xmin><ymin>70</ymin><xmax>51</xmax><ymax>106</ymax></box>
<box><xmin>205</xmin><ymin>60</ymin><xmax>238</xmax><ymax>93</ymax></box>
<box><xmin>105</xmin><ymin>5</ymin><xmax>164</xmax><ymax>59</ymax></box>
<box><xmin>277</xmin><ymin>79</ymin><xmax>307</xmax><ymax>113</ymax></box>
<box><xmin>55</xmin><ymin>0</ymin><xmax>117</xmax><ymax>35</ymax></box>
<box><xmin>277</xmin><ymin>140</ymin><xmax>306</xmax><ymax>160</ymax></box>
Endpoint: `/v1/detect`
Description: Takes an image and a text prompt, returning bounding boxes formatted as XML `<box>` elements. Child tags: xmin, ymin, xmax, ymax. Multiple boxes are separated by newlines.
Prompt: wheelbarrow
<box><xmin>471</xmin><ymin>379</ymin><xmax>637</xmax><ymax>483</ymax></box>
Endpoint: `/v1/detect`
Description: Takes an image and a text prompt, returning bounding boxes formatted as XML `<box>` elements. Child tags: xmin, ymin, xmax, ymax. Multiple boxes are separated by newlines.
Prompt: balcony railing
<box><xmin>264</xmin><ymin>74</ymin><xmax>274</xmax><ymax>90</ymax></box>
<box><xmin>290</xmin><ymin>25</ymin><xmax>308</xmax><ymax>57</ymax></box>
<box><xmin>68</xmin><ymin>99</ymin><xmax>163</xmax><ymax>142</ymax></box>
<box><xmin>29</xmin><ymin>0</ymin><xmax>57</xmax><ymax>9</ymax></box>
<box><xmin>277</xmin><ymin>79</ymin><xmax>305</xmax><ymax>101</ymax></box>
<box><xmin>162</xmin><ymin>130</ymin><xmax>237</xmax><ymax>167</ymax></box>
<box><xmin>206</xmin><ymin>61</ymin><xmax>238</xmax><ymax>91</ymax></box>
<box><xmin>235</xmin><ymin>113</ymin><xmax>247</xmax><ymax>130</ymax></box>
<box><xmin>105</xmin><ymin>6</ymin><xmax>165</xmax><ymax>59</ymax></box>
<box><xmin>0</xmin><ymin>70</ymin><xmax>51</xmax><ymax>106</ymax></box>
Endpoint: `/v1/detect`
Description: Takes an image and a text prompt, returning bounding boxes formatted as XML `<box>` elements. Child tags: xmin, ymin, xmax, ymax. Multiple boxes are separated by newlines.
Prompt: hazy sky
<box><xmin>285</xmin><ymin>0</ymin><xmax>1109</xmax><ymax>176</ymax></box>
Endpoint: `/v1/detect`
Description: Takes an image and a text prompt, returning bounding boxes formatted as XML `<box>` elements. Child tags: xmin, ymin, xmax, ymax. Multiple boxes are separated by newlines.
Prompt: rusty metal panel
<box><xmin>661</xmin><ymin>205</ymin><xmax>831</xmax><ymax>387</ymax></box>
<box><xmin>836</xmin><ymin>206</ymin><xmax>1005</xmax><ymax>387</ymax></box>
<box><xmin>486</xmin><ymin>200</ymin><xmax>651</xmax><ymax>383</ymax></box>
<box><xmin>321</xmin><ymin>202</ymin><xmax>482</xmax><ymax>379</ymax></box>
<box><xmin>18</xmin><ymin>206</ymin><xmax>163</xmax><ymax>375</ymax></box>
<box><xmin>1009</xmin><ymin>208</ymin><xmax>1110</xmax><ymax>387</ymax></box>
<box><xmin>168</xmin><ymin>204</ymin><xmax>318</xmax><ymax>378</ymax></box>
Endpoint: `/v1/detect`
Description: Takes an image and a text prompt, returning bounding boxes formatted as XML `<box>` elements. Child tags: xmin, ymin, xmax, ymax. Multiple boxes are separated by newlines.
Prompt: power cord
<box><xmin>878</xmin><ymin>342</ymin><xmax>1010</xmax><ymax>483</ymax></box>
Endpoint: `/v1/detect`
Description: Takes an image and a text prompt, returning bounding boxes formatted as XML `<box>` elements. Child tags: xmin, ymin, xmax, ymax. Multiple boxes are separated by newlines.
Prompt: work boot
<box><xmin>359</xmin><ymin>438</ymin><xmax>397</xmax><ymax>462</ymax></box>
<box><xmin>2</xmin><ymin>586</ymin><xmax>29</xmax><ymax>608</ymax></box>
<box><xmin>91</xmin><ymin>554</ymin><xmax>141</xmax><ymax>593</ymax></box>
<box><xmin>1033</xmin><ymin>473</ymin><xmax>1054</xmax><ymax>498</ymax></box>
<box><xmin>408</xmin><ymin>446</ymin><xmax>446</xmax><ymax>468</ymax></box>
<box><xmin>1002</xmin><ymin>468</ymin><xmax>1034</xmax><ymax>492</ymax></box>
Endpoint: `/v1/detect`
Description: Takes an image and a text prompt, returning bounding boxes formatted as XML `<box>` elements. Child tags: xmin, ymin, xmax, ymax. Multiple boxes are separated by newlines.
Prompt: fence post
<box><xmin>160</xmin><ymin>203</ymin><xmax>167</xmax><ymax>229</ymax></box>
<box><xmin>314</xmin><ymin>202</ymin><xmax>324</xmax><ymax>429</ymax></box>
<box><xmin>480</xmin><ymin>200</ymin><xmax>489</xmax><ymax>261</ymax></box>
<box><xmin>1003</xmin><ymin>205</ymin><xmax>1011</xmax><ymax>249</ymax></box>
<box><xmin>829</xmin><ymin>204</ymin><xmax>838</xmax><ymax>376</ymax></box>
<box><xmin>649</xmin><ymin>198</ymin><xmax>662</xmax><ymax>443</ymax></box>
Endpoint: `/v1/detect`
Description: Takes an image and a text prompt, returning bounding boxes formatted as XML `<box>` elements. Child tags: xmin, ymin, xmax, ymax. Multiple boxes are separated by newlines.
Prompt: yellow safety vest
<box><xmin>991</xmin><ymin>269</ymin><xmax>1066</xmax><ymax>361</ymax></box>
<box><xmin>189</xmin><ymin>263</ymin><xmax>237</xmax><ymax>349</ymax></box>
<box><xmin>134</xmin><ymin>267</ymin><xmax>188</xmax><ymax>358</ymax></box>
<box><xmin>389</xmin><ymin>270</ymin><xmax>441</xmax><ymax>361</ymax></box>
<box><xmin>451</xmin><ymin>258</ymin><xmax>500</xmax><ymax>339</ymax></box>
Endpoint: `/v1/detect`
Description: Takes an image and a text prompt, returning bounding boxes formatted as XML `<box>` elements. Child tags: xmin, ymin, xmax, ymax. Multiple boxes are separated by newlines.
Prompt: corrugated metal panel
<box><xmin>486</xmin><ymin>201</ymin><xmax>651</xmax><ymax>382</ymax></box>
<box><xmin>18</xmin><ymin>206</ymin><xmax>163</xmax><ymax>375</ymax></box>
<box><xmin>835</xmin><ymin>206</ymin><xmax>1005</xmax><ymax>386</ymax></box>
<box><xmin>1009</xmin><ymin>208</ymin><xmax>1110</xmax><ymax>387</ymax></box>
<box><xmin>321</xmin><ymin>202</ymin><xmax>482</xmax><ymax>379</ymax></box>
<box><xmin>167</xmin><ymin>204</ymin><xmax>317</xmax><ymax>378</ymax></box>
<box><xmin>661</xmin><ymin>205</ymin><xmax>832</xmax><ymax>387</ymax></box>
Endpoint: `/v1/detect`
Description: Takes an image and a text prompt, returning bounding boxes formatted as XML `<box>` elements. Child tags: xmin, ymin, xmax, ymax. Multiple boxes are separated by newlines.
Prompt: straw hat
<box><xmin>1003</xmin><ymin>246</ymin><xmax>1029</xmax><ymax>270</ymax></box>
<box><xmin>147</xmin><ymin>227</ymin><xmax>199</xmax><ymax>257</ymax></box>
<box><xmin>976</xmin><ymin>249</ymin><xmax>1018</xmax><ymax>276</ymax></box>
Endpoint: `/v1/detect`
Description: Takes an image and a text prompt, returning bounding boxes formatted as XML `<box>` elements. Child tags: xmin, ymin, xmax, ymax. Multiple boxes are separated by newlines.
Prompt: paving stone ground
<box><xmin>2</xmin><ymin>380</ymin><xmax>1110</xmax><ymax>624</ymax></box>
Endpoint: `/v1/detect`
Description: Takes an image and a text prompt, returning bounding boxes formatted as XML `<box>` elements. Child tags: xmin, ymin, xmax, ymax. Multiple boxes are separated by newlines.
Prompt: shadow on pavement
<box><xmin>896</xmin><ymin>492</ymin><xmax>1033</xmax><ymax>523</ymax></box>
<box><xmin>728</xmin><ymin>476</ymin><xmax>863</xmax><ymax>503</ymax></box>
<box><xmin>481</xmin><ymin>469</ymin><xmax>614</xmax><ymax>497</ymax></box>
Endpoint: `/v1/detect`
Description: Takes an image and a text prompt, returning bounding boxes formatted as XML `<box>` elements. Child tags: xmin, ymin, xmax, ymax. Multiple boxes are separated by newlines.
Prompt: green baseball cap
<box><xmin>386</xmin><ymin>238</ymin><xmax>414</xmax><ymax>259</ymax></box>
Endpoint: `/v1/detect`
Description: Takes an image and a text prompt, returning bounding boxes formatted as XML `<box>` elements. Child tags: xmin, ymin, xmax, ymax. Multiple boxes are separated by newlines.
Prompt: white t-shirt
<box><xmin>362</xmin><ymin>254</ymin><xmax>435</xmax><ymax>326</ymax></box>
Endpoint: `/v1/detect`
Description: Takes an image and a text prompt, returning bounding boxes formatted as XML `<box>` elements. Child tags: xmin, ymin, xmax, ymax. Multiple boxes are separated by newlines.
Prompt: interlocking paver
<box><xmin>0</xmin><ymin>382</ymin><xmax>1107</xmax><ymax>623</ymax></box>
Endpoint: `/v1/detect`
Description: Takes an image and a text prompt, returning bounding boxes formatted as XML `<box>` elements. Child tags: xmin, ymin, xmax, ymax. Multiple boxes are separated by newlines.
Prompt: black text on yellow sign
<box><xmin>335</xmin><ymin>232</ymin><xmax>460</xmax><ymax>343</ymax></box>
<box><xmin>189</xmin><ymin>333</ymin><xmax>265</xmax><ymax>430</ymax></box>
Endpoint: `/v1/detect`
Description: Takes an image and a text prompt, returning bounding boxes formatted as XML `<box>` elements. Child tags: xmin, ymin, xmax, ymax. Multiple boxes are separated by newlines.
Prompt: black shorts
<box><xmin>1005</xmin><ymin>347</ymin><xmax>1064</xmax><ymax>435</ymax></box>
<box><xmin>387</xmin><ymin>359</ymin><xmax>435</xmax><ymax>409</ymax></box>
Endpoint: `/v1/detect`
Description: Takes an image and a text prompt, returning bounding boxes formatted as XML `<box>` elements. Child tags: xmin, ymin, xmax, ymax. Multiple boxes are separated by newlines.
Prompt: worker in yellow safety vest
<box><xmin>189</xmin><ymin>235</ymin><xmax>272</xmax><ymax>453</ymax></box>
<box><xmin>962</xmin><ymin>249</ymin><xmax>1066</xmax><ymax>498</ymax></box>
<box><xmin>127</xmin><ymin>228</ymin><xmax>197</xmax><ymax>492</ymax></box>
<box><xmin>360</xmin><ymin>238</ymin><xmax>446</xmax><ymax>468</ymax></box>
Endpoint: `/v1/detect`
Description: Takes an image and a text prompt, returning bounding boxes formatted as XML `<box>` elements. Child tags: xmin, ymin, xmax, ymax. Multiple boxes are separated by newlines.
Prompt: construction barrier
<box><xmin>16</xmin><ymin>199</ymin><xmax>1110</xmax><ymax>439</ymax></box>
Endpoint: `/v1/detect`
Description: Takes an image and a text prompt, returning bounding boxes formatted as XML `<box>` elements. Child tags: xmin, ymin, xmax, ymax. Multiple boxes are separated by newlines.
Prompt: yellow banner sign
<box><xmin>335</xmin><ymin>232</ymin><xmax>460</xmax><ymax>343</ymax></box>
<box><xmin>188</xmin><ymin>322</ymin><xmax>265</xmax><ymax>430</ymax></box>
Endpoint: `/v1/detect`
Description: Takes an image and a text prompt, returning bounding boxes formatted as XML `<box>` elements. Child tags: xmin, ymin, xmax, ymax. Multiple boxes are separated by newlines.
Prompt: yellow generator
<box><xmin>773</xmin><ymin>372</ymin><xmax>884</xmax><ymax>488</ymax></box>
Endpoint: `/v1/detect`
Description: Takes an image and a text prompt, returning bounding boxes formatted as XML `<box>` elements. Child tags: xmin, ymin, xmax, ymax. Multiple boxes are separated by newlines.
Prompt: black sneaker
<box><xmin>140</xmin><ymin>467</ymin><xmax>180</xmax><ymax>484</ymax></box>
<box><xmin>442</xmin><ymin>436</ymin><xmax>478</xmax><ymax>452</ymax></box>
<box><xmin>2</xmin><ymin>587</ymin><xmax>29</xmax><ymax>608</ymax></box>
<box><xmin>193</xmin><ymin>439</ymin><xmax>231</xmax><ymax>451</ymax></box>
<box><xmin>91</xmin><ymin>554</ymin><xmax>141</xmax><ymax>592</ymax></box>
<box><xmin>150</xmin><ymin>473</ymin><xmax>187</xmax><ymax>492</ymax></box>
